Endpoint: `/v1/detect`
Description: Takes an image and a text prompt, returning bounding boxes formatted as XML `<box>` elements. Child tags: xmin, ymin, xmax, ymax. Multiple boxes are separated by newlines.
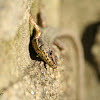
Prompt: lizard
<box><xmin>29</xmin><ymin>11</ymin><xmax>57</xmax><ymax>69</ymax></box>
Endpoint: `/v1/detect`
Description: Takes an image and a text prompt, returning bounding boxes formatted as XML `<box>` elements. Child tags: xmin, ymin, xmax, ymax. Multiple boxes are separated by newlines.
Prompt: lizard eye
<box><xmin>50</xmin><ymin>52</ymin><xmax>52</xmax><ymax>55</ymax></box>
<box><xmin>48</xmin><ymin>50</ymin><xmax>53</xmax><ymax>57</ymax></box>
<box><xmin>49</xmin><ymin>50</ymin><xmax>53</xmax><ymax>55</ymax></box>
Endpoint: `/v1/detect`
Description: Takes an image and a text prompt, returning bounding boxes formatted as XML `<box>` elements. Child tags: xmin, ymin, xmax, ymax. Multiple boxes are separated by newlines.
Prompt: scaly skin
<box><xmin>29</xmin><ymin>12</ymin><xmax>57</xmax><ymax>69</ymax></box>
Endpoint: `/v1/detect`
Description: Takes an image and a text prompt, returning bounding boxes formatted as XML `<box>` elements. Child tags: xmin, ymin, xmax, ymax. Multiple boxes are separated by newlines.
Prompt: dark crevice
<box><xmin>29</xmin><ymin>29</ymin><xmax>42</xmax><ymax>61</ymax></box>
<box><xmin>81</xmin><ymin>21</ymin><xmax>100</xmax><ymax>80</ymax></box>
<box><xmin>37</xmin><ymin>12</ymin><xmax>42</xmax><ymax>27</ymax></box>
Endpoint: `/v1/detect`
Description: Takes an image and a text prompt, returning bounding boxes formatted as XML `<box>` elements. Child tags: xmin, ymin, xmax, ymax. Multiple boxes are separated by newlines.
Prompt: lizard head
<box><xmin>47</xmin><ymin>49</ymin><xmax>58</xmax><ymax>69</ymax></box>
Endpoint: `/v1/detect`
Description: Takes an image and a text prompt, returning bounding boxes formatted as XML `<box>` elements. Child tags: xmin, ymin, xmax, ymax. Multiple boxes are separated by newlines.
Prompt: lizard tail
<box><xmin>28</xmin><ymin>10</ymin><xmax>41</xmax><ymax>39</ymax></box>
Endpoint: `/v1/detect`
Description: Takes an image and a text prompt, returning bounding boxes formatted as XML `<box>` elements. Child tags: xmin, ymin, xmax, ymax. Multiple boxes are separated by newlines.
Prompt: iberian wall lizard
<box><xmin>29</xmin><ymin>12</ymin><xmax>57</xmax><ymax>69</ymax></box>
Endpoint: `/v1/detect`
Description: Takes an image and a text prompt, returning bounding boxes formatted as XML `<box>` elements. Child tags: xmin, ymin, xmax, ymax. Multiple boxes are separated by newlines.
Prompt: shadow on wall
<box><xmin>81</xmin><ymin>21</ymin><xmax>100</xmax><ymax>81</ymax></box>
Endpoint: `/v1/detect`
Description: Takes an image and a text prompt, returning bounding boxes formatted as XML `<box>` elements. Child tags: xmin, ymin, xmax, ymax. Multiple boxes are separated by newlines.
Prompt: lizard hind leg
<box><xmin>44</xmin><ymin>62</ymin><xmax>47</xmax><ymax>70</ymax></box>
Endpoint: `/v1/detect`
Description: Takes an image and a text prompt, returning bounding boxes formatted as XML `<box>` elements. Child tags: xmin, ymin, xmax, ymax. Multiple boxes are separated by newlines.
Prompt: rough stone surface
<box><xmin>0</xmin><ymin>0</ymin><xmax>38</xmax><ymax>93</ymax></box>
